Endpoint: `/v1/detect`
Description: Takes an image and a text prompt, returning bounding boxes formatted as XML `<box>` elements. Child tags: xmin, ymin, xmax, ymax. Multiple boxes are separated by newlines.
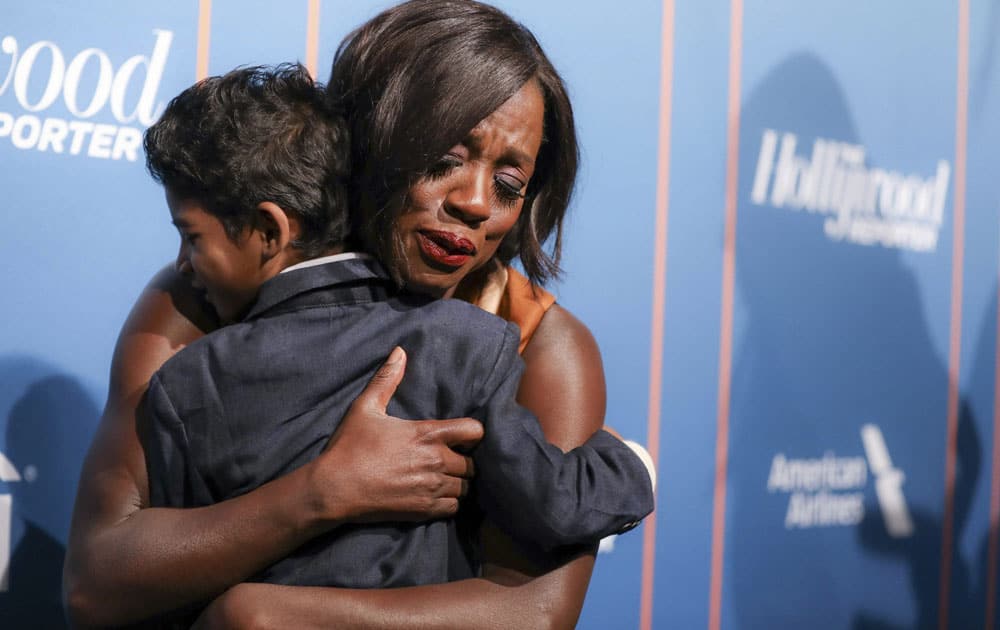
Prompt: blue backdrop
<box><xmin>1</xmin><ymin>1</ymin><xmax>998</xmax><ymax>628</ymax></box>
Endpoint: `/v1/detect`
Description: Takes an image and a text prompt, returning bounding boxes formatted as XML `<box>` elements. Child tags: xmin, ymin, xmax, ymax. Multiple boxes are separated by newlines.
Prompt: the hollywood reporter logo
<box><xmin>750</xmin><ymin>129</ymin><xmax>950</xmax><ymax>253</ymax></box>
<box><xmin>0</xmin><ymin>29</ymin><xmax>172</xmax><ymax>161</ymax></box>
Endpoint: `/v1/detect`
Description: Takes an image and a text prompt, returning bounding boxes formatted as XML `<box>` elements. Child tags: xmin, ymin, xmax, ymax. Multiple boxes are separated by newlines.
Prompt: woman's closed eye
<box><xmin>425</xmin><ymin>154</ymin><xmax>463</xmax><ymax>180</ymax></box>
<box><xmin>425</xmin><ymin>154</ymin><xmax>527</xmax><ymax>207</ymax></box>
<box><xmin>493</xmin><ymin>173</ymin><xmax>526</xmax><ymax>206</ymax></box>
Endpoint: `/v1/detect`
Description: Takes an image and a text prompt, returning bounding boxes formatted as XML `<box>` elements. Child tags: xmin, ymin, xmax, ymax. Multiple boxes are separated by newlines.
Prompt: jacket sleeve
<box><xmin>141</xmin><ymin>372</ymin><xmax>203</xmax><ymax>508</ymax></box>
<box><xmin>469</xmin><ymin>325</ymin><xmax>655</xmax><ymax>551</ymax></box>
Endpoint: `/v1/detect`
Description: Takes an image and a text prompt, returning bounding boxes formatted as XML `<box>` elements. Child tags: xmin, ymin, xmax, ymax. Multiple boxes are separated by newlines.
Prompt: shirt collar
<box><xmin>244</xmin><ymin>254</ymin><xmax>392</xmax><ymax>321</ymax></box>
<box><xmin>279</xmin><ymin>251</ymin><xmax>371</xmax><ymax>274</ymax></box>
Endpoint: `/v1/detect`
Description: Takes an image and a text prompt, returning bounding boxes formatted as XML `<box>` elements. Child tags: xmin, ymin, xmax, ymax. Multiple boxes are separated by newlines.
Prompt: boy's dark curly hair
<box><xmin>145</xmin><ymin>63</ymin><xmax>349</xmax><ymax>256</ymax></box>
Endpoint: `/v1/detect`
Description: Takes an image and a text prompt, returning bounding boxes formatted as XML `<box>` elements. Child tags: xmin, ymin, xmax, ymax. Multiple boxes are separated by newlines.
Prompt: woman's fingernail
<box><xmin>386</xmin><ymin>346</ymin><xmax>405</xmax><ymax>365</ymax></box>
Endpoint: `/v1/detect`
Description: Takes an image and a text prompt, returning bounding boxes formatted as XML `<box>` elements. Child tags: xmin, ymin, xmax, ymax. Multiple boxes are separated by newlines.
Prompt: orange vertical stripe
<box><xmin>939</xmin><ymin>2</ymin><xmax>969</xmax><ymax>629</ymax></box>
<box><xmin>639</xmin><ymin>1</ymin><xmax>675</xmax><ymax>628</ymax></box>
<box><xmin>305</xmin><ymin>0</ymin><xmax>321</xmax><ymax>79</ymax></box>
<box><xmin>196</xmin><ymin>0</ymin><xmax>212</xmax><ymax>81</ymax></box>
<box><xmin>708</xmin><ymin>1</ymin><xmax>743</xmax><ymax>629</ymax></box>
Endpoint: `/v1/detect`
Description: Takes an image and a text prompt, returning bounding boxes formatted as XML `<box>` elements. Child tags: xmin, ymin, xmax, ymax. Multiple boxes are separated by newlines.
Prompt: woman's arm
<box><xmin>483</xmin><ymin>303</ymin><xmax>606</xmax><ymax>625</ymax></box>
<box><xmin>194</xmin><ymin>567</ymin><xmax>584</xmax><ymax>630</ymax></box>
<box><xmin>194</xmin><ymin>304</ymin><xmax>607</xmax><ymax>630</ymax></box>
<box><xmin>63</xmin><ymin>266</ymin><xmax>481</xmax><ymax>628</ymax></box>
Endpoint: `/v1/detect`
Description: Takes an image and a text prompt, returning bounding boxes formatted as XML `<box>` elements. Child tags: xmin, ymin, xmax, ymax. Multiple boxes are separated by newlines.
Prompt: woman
<box><xmin>65</xmin><ymin>1</ymin><xmax>616</xmax><ymax>627</ymax></box>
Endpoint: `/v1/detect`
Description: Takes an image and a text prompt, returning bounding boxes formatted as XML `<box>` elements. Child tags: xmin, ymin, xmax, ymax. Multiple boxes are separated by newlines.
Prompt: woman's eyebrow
<box><xmin>464</xmin><ymin>131</ymin><xmax>535</xmax><ymax>168</ymax></box>
<box><xmin>504</xmin><ymin>147</ymin><xmax>536</xmax><ymax>169</ymax></box>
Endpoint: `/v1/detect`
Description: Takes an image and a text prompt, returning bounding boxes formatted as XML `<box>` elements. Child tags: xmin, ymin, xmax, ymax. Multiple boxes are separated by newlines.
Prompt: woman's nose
<box><xmin>445</xmin><ymin>167</ymin><xmax>492</xmax><ymax>226</ymax></box>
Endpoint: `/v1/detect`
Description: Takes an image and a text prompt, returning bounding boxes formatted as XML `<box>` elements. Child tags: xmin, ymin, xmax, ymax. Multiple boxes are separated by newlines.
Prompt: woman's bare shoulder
<box><xmin>110</xmin><ymin>264</ymin><xmax>218</xmax><ymax>398</ymax></box>
<box><xmin>517</xmin><ymin>303</ymin><xmax>606</xmax><ymax>450</ymax></box>
<box><xmin>524</xmin><ymin>303</ymin><xmax>598</xmax><ymax>357</ymax></box>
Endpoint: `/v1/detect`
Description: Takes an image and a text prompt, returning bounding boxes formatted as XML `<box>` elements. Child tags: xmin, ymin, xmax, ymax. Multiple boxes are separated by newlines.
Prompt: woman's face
<box><xmin>393</xmin><ymin>79</ymin><xmax>546</xmax><ymax>297</ymax></box>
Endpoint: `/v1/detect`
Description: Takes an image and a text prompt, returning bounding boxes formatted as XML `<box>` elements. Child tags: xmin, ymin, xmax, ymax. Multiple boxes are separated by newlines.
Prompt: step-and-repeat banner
<box><xmin>1</xmin><ymin>1</ymin><xmax>998</xmax><ymax>628</ymax></box>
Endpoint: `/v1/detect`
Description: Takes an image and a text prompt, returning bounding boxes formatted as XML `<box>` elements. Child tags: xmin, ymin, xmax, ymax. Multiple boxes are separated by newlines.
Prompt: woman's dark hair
<box><xmin>329</xmin><ymin>0</ymin><xmax>578</xmax><ymax>285</ymax></box>
<box><xmin>145</xmin><ymin>63</ymin><xmax>350</xmax><ymax>257</ymax></box>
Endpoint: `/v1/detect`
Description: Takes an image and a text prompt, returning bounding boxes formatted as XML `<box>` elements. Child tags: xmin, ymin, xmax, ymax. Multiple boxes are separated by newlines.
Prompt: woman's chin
<box><xmin>404</xmin><ymin>278</ymin><xmax>459</xmax><ymax>299</ymax></box>
<box><xmin>402</xmin><ymin>268</ymin><xmax>463</xmax><ymax>299</ymax></box>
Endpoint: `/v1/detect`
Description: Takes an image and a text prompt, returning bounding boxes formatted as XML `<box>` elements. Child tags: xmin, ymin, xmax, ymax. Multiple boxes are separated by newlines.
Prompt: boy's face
<box><xmin>167</xmin><ymin>190</ymin><xmax>266</xmax><ymax>323</ymax></box>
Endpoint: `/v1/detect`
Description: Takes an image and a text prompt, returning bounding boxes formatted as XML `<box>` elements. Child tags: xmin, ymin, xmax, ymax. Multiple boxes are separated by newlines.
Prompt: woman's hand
<box><xmin>310</xmin><ymin>347</ymin><xmax>482</xmax><ymax>525</ymax></box>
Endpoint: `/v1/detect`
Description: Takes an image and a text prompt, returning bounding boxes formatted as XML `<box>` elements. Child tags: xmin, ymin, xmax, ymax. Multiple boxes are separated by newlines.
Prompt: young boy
<box><xmin>141</xmin><ymin>64</ymin><xmax>653</xmax><ymax>591</ymax></box>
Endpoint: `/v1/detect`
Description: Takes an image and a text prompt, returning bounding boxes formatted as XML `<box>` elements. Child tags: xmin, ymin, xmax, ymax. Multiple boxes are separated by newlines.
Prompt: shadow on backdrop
<box><xmin>0</xmin><ymin>356</ymin><xmax>101</xmax><ymax>629</ymax></box>
<box><xmin>725</xmin><ymin>53</ymin><xmax>973</xmax><ymax>629</ymax></box>
<box><xmin>853</xmin><ymin>278</ymin><xmax>998</xmax><ymax>630</ymax></box>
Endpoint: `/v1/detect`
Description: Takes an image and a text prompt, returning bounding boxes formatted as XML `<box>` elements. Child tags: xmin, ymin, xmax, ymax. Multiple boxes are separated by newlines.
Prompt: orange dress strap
<box><xmin>499</xmin><ymin>267</ymin><xmax>556</xmax><ymax>353</ymax></box>
<box><xmin>458</xmin><ymin>264</ymin><xmax>556</xmax><ymax>354</ymax></box>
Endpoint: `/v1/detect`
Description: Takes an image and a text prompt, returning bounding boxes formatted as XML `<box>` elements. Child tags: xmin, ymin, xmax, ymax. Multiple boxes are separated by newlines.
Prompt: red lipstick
<box><xmin>416</xmin><ymin>230</ymin><xmax>476</xmax><ymax>268</ymax></box>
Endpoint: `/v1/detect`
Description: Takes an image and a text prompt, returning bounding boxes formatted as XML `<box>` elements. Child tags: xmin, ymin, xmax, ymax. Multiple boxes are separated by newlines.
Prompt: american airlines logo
<box><xmin>750</xmin><ymin>129</ymin><xmax>950</xmax><ymax>253</ymax></box>
<box><xmin>767</xmin><ymin>424</ymin><xmax>913</xmax><ymax>538</ymax></box>
<box><xmin>0</xmin><ymin>451</ymin><xmax>20</xmax><ymax>593</ymax></box>
<box><xmin>860</xmin><ymin>424</ymin><xmax>914</xmax><ymax>537</ymax></box>
<box><xmin>0</xmin><ymin>29</ymin><xmax>173</xmax><ymax>162</ymax></box>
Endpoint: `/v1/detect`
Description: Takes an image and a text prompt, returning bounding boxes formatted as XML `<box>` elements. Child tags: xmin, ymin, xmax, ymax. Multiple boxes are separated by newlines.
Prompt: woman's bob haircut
<box><xmin>328</xmin><ymin>0</ymin><xmax>578</xmax><ymax>286</ymax></box>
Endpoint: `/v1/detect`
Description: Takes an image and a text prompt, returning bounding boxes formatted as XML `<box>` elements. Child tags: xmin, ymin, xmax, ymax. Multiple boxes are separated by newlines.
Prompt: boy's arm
<box><xmin>468</xmin><ymin>321</ymin><xmax>654</xmax><ymax>549</ymax></box>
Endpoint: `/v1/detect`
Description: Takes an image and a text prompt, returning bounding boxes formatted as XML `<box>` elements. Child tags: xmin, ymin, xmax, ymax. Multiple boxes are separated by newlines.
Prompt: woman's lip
<box><xmin>420</xmin><ymin>230</ymin><xmax>476</xmax><ymax>254</ymax></box>
<box><xmin>416</xmin><ymin>231</ymin><xmax>473</xmax><ymax>268</ymax></box>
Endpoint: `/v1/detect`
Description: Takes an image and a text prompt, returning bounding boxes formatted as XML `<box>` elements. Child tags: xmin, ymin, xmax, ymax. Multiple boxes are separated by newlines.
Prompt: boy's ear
<box><xmin>255</xmin><ymin>202</ymin><xmax>296</xmax><ymax>260</ymax></box>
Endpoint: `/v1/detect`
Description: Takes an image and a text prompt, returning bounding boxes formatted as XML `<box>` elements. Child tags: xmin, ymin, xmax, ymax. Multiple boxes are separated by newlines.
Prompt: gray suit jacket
<box><xmin>143</xmin><ymin>256</ymin><xmax>653</xmax><ymax>588</ymax></box>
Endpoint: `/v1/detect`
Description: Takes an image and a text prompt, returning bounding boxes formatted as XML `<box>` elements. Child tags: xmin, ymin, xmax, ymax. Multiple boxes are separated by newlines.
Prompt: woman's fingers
<box><xmin>417</xmin><ymin>417</ymin><xmax>484</xmax><ymax>454</ymax></box>
<box><xmin>354</xmin><ymin>346</ymin><xmax>407</xmax><ymax>413</ymax></box>
<box><xmin>436</xmin><ymin>476</ymin><xmax>470</xmax><ymax>501</ymax></box>
<box><xmin>431</xmin><ymin>438</ymin><xmax>476</xmax><ymax>479</ymax></box>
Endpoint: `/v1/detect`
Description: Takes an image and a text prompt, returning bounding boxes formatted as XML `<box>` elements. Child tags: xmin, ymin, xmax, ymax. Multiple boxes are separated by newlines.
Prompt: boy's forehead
<box><xmin>171</xmin><ymin>214</ymin><xmax>192</xmax><ymax>228</ymax></box>
<box><xmin>165</xmin><ymin>188</ymin><xmax>207</xmax><ymax>223</ymax></box>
